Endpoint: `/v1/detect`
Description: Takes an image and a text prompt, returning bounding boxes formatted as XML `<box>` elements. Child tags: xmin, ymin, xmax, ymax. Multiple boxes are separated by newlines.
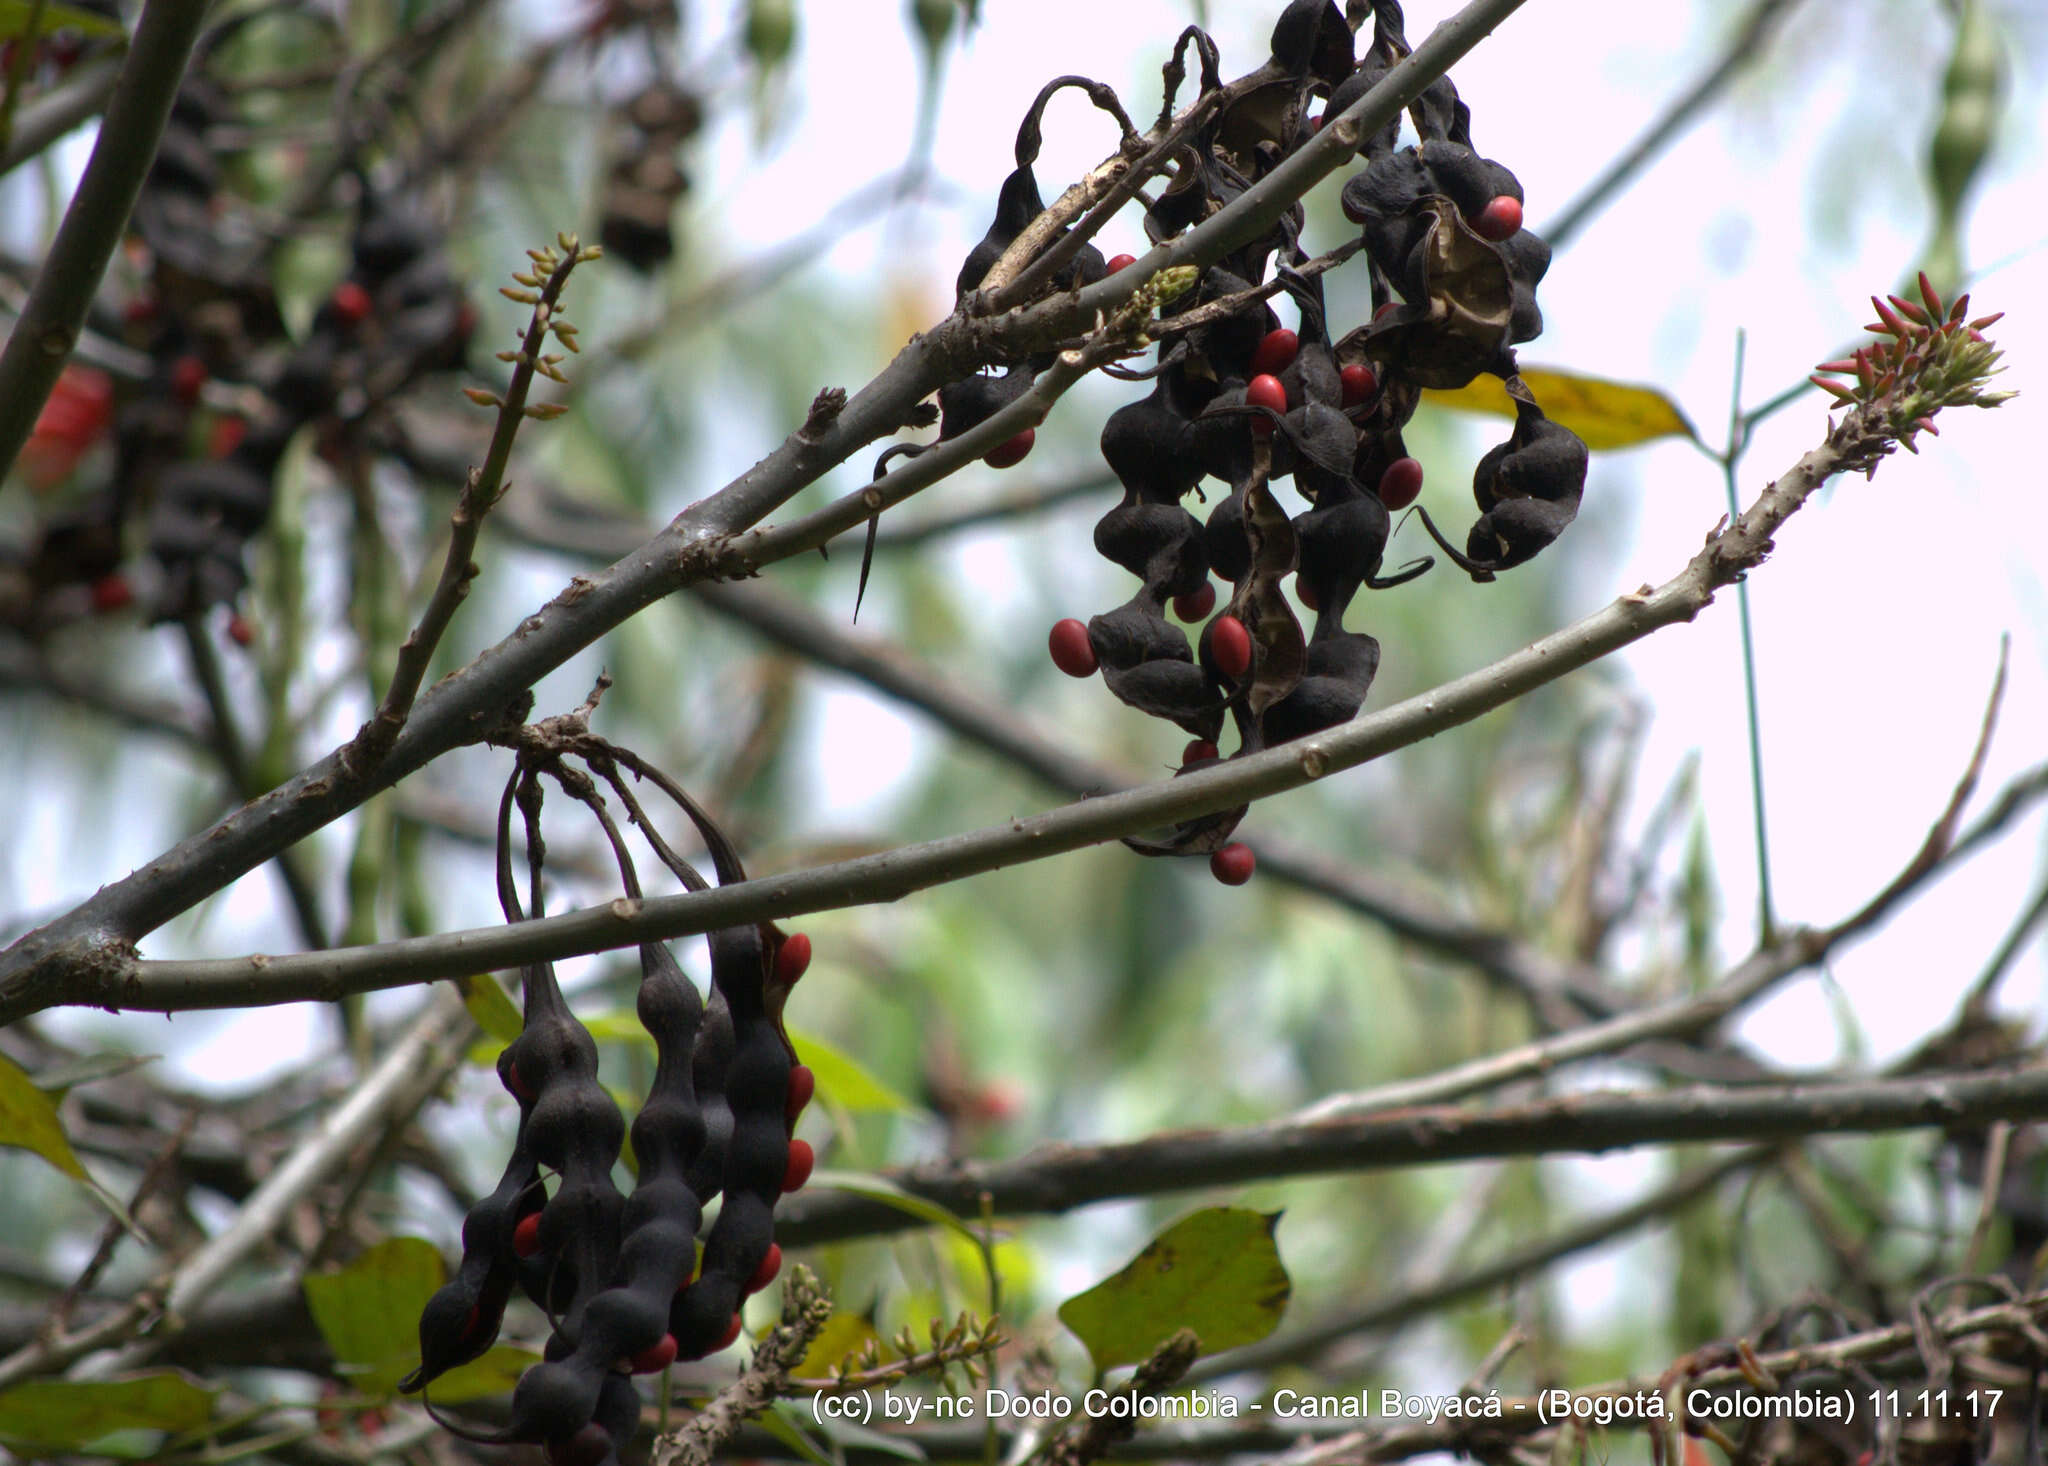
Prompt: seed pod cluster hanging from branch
<box><xmin>875</xmin><ymin>0</ymin><xmax>1588</xmax><ymax>870</ymax></box>
<box><xmin>400</xmin><ymin>685</ymin><xmax>814</xmax><ymax>1466</ymax></box>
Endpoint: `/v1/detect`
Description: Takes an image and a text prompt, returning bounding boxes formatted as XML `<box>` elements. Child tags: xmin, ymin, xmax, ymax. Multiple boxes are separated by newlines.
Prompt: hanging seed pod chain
<box><xmin>400</xmin><ymin>681</ymin><xmax>815</xmax><ymax>1465</ymax></box>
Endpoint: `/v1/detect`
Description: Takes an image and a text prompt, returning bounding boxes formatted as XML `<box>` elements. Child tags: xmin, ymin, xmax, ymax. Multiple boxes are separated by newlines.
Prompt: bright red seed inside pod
<box><xmin>209</xmin><ymin>414</ymin><xmax>247</xmax><ymax>459</ymax></box>
<box><xmin>1373</xmin><ymin>301</ymin><xmax>1399</xmax><ymax>322</ymax></box>
<box><xmin>628</xmin><ymin>1334</ymin><xmax>678</xmax><ymax>1374</ymax></box>
<box><xmin>89</xmin><ymin>575</ymin><xmax>133</xmax><ymax>613</ymax></box>
<box><xmin>331</xmin><ymin>280</ymin><xmax>373</xmax><ymax>325</ymax></box>
<box><xmin>1183</xmin><ymin>740</ymin><xmax>1219</xmax><ymax>765</ymax></box>
<box><xmin>1210</xmin><ymin>615</ymin><xmax>1252</xmax><ymax>679</ymax></box>
<box><xmin>714</xmin><ymin>1314</ymin><xmax>744</xmax><ymax>1352</ymax></box>
<box><xmin>1104</xmin><ymin>253</ymin><xmax>1138</xmax><ymax>273</ymax></box>
<box><xmin>785</xmin><ymin>1064</ymin><xmax>815</xmax><ymax>1122</ymax></box>
<box><xmin>782</xmin><ymin>1138</ymin><xmax>815</xmax><ymax>1194</ymax></box>
<box><xmin>1377</xmin><ymin>457</ymin><xmax>1425</xmax><ymax>511</ymax></box>
<box><xmin>1472</xmin><ymin>194</ymin><xmax>1523</xmax><ymax>242</ymax></box>
<box><xmin>775</xmin><ymin>932</ymin><xmax>811</xmax><ymax>987</ymax></box>
<box><xmin>1172</xmin><ymin>582</ymin><xmax>1216</xmax><ymax>622</ymax></box>
<box><xmin>1048</xmin><ymin>618</ymin><xmax>1098</xmax><ymax>677</ymax></box>
<box><xmin>513</xmin><ymin>1212</ymin><xmax>542</xmax><ymax>1258</ymax></box>
<box><xmin>1339</xmin><ymin>363</ymin><xmax>1377</xmax><ymax>407</ymax></box>
<box><xmin>170</xmin><ymin>354</ymin><xmax>207</xmax><ymax>406</ymax></box>
<box><xmin>746</xmin><ymin>1243</ymin><xmax>783</xmax><ymax>1295</ymax></box>
<box><xmin>1245</xmin><ymin>373</ymin><xmax>1287</xmax><ymax>435</ymax></box>
<box><xmin>983</xmin><ymin>428</ymin><xmax>1034</xmax><ymax>469</ymax></box>
<box><xmin>1210</xmin><ymin>843</ymin><xmax>1257</xmax><ymax>886</ymax></box>
<box><xmin>227</xmin><ymin>613</ymin><xmax>254</xmax><ymax>648</ymax></box>
<box><xmin>1249</xmin><ymin>328</ymin><xmax>1298</xmax><ymax>377</ymax></box>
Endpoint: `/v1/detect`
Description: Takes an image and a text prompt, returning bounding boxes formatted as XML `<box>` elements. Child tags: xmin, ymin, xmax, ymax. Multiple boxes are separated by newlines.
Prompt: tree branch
<box><xmin>769</xmin><ymin>1066</ymin><xmax>2048</xmax><ymax>1247</ymax></box>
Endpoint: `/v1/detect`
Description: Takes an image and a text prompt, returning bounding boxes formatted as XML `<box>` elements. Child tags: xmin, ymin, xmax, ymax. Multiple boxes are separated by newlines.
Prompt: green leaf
<box><xmin>303</xmin><ymin>1237</ymin><xmax>451</xmax><ymax>1397</ymax></box>
<box><xmin>756</xmin><ymin>1401</ymin><xmax>843</xmax><ymax>1466</ymax></box>
<box><xmin>0</xmin><ymin>1050</ymin><xmax>89</xmax><ymax>1181</ymax></box>
<box><xmin>1056</xmin><ymin>1207</ymin><xmax>1290</xmax><ymax>1372</ymax></box>
<box><xmin>789</xmin><ymin>1028</ymin><xmax>916</xmax><ymax>1114</ymax></box>
<box><xmin>430</xmin><ymin>1344</ymin><xmax>542</xmax><ymax>1403</ymax></box>
<box><xmin>0</xmin><ymin>1374</ymin><xmax>215</xmax><ymax>1449</ymax></box>
<box><xmin>0</xmin><ymin>0</ymin><xmax>124</xmax><ymax>39</ymax></box>
<box><xmin>460</xmin><ymin>973</ymin><xmax>524</xmax><ymax>1046</ymax></box>
<box><xmin>1423</xmin><ymin>367</ymin><xmax>1696</xmax><ymax>451</ymax></box>
<box><xmin>807</xmin><ymin>1170</ymin><xmax>981</xmax><ymax>1249</ymax></box>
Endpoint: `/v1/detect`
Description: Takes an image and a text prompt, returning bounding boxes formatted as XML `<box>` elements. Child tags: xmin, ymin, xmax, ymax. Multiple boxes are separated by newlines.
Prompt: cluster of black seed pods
<box><xmin>401</xmin><ymin>766</ymin><xmax>814</xmax><ymax>1466</ymax></box>
<box><xmin>877</xmin><ymin>0</ymin><xmax>1589</xmax><ymax>880</ymax></box>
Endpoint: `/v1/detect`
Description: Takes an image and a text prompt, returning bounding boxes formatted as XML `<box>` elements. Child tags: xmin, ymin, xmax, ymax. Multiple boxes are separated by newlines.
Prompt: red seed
<box><xmin>1104</xmin><ymin>253</ymin><xmax>1138</xmax><ymax>274</ymax></box>
<box><xmin>1183</xmin><ymin>740</ymin><xmax>1219</xmax><ymax>765</ymax></box>
<box><xmin>628</xmin><ymin>1334</ymin><xmax>678</xmax><ymax>1374</ymax></box>
<box><xmin>1246</xmin><ymin>373</ymin><xmax>1287</xmax><ymax>435</ymax></box>
<box><xmin>714</xmin><ymin>1313</ymin><xmax>744</xmax><ymax>1353</ymax></box>
<box><xmin>1373</xmin><ymin>301</ymin><xmax>1399</xmax><ymax>322</ymax></box>
<box><xmin>546</xmin><ymin>1423</ymin><xmax>615</xmax><ymax>1466</ymax></box>
<box><xmin>89</xmin><ymin>574</ymin><xmax>133</xmax><ymax>613</ymax></box>
<box><xmin>1297</xmin><ymin>578</ymin><xmax>1320</xmax><ymax>612</ymax></box>
<box><xmin>170</xmin><ymin>354</ymin><xmax>207</xmax><ymax>406</ymax></box>
<box><xmin>746</xmin><ymin>1243</ymin><xmax>783</xmax><ymax>1295</ymax></box>
<box><xmin>209</xmin><ymin>415</ymin><xmax>247</xmax><ymax>459</ymax></box>
<box><xmin>775</xmin><ymin>932</ymin><xmax>811</xmax><ymax>987</ymax></box>
<box><xmin>1048</xmin><ymin>618</ymin><xmax>1098</xmax><ymax>678</ymax></box>
<box><xmin>785</xmin><ymin>1063</ymin><xmax>816</xmax><ymax>1122</ymax></box>
<box><xmin>1377</xmin><ymin>457</ymin><xmax>1424</xmax><ymax>511</ymax></box>
<box><xmin>331</xmin><ymin>280</ymin><xmax>373</xmax><ymax>326</ymax></box>
<box><xmin>1172</xmin><ymin>582</ymin><xmax>1216</xmax><ymax>622</ymax></box>
<box><xmin>1339</xmin><ymin>363</ymin><xmax>1377</xmax><ymax>407</ymax></box>
<box><xmin>1310</xmin><ymin>113</ymin><xmax>1325</xmax><ymax>131</ymax></box>
<box><xmin>782</xmin><ymin>1138</ymin><xmax>815</xmax><ymax>1194</ymax></box>
<box><xmin>1249</xmin><ymin>328</ymin><xmax>1299</xmax><ymax>377</ymax></box>
<box><xmin>227</xmin><ymin>613</ymin><xmax>254</xmax><ymax>648</ymax></box>
<box><xmin>1210</xmin><ymin>615</ymin><xmax>1252</xmax><ymax>680</ymax></box>
<box><xmin>513</xmin><ymin>1212</ymin><xmax>542</xmax><ymax>1258</ymax></box>
<box><xmin>1472</xmin><ymin>194</ymin><xmax>1523</xmax><ymax>241</ymax></box>
<box><xmin>983</xmin><ymin>428</ymin><xmax>1034</xmax><ymax>469</ymax></box>
<box><xmin>1210</xmin><ymin>843</ymin><xmax>1256</xmax><ymax>886</ymax></box>
<box><xmin>504</xmin><ymin>1059</ymin><xmax>530</xmax><ymax>1100</ymax></box>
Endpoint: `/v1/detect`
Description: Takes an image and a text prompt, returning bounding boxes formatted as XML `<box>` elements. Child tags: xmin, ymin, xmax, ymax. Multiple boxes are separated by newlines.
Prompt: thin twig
<box><xmin>345</xmin><ymin>239</ymin><xmax>594</xmax><ymax>773</ymax></box>
<box><xmin>651</xmin><ymin>1265</ymin><xmax>834</xmax><ymax>1466</ymax></box>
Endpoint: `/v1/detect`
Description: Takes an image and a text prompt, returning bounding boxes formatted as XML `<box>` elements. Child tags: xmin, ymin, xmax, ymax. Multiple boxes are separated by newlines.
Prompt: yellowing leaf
<box><xmin>0</xmin><ymin>1374</ymin><xmax>214</xmax><ymax>1449</ymax></box>
<box><xmin>1423</xmin><ymin>367</ymin><xmax>1695</xmax><ymax>451</ymax></box>
<box><xmin>0</xmin><ymin>1051</ymin><xmax>88</xmax><ymax>1181</ymax></box>
<box><xmin>1056</xmin><ymin>1207</ymin><xmax>1290</xmax><ymax>1372</ymax></box>
<box><xmin>793</xmin><ymin>1311</ymin><xmax>884</xmax><ymax>1379</ymax></box>
<box><xmin>303</xmin><ymin>1237</ymin><xmax>449</xmax><ymax>1397</ymax></box>
<box><xmin>431</xmin><ymin>1344</ymin><xmax>542</xmax><ymax>1403</ymax></box>
<box><xmin>460</xmin><ymin>973</ymin><xmax>523</xmax><ymax>1047</ymax></box>
<box><xmin>0</xmin><ymin>0</ymin><xmax>124</xmax><ymax>40</ymax></box>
